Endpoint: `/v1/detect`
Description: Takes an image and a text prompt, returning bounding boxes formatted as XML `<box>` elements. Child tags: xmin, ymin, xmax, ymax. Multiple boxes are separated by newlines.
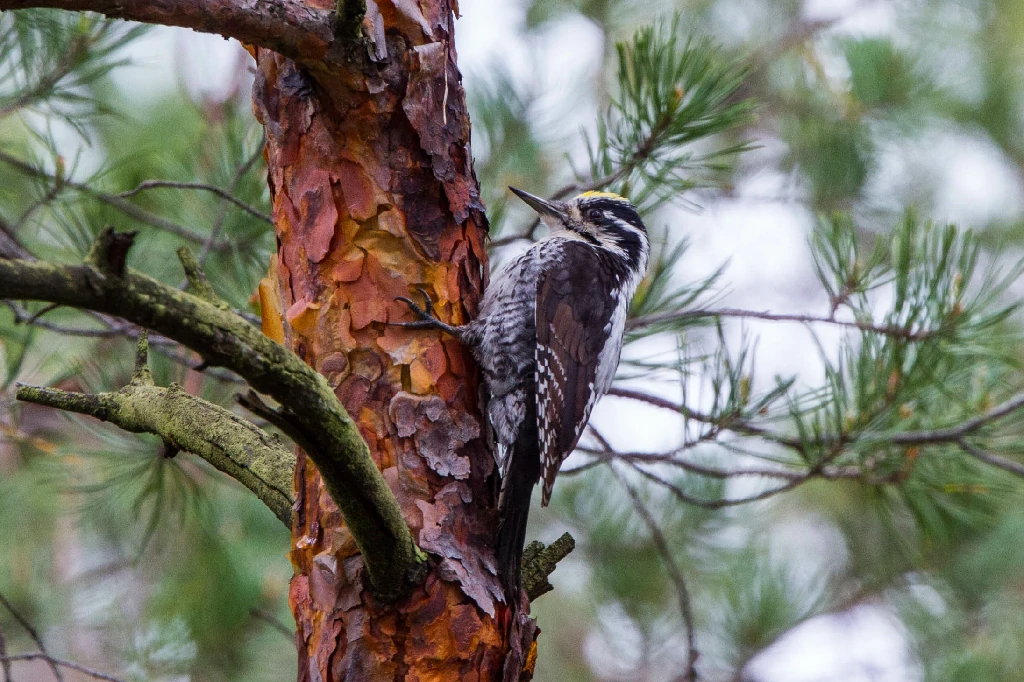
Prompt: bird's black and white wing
<box><xmin>534</xmin><ymin>242</ymin><xmax>620</xmax><ymax>505</ymax></box>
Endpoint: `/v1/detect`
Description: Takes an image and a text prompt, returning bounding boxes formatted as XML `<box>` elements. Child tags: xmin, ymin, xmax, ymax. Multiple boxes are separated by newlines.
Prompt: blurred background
<box><xmin>2</xmin><ymin>0</ymin><xmax>1024</xmax><ymax>680</ymax></box>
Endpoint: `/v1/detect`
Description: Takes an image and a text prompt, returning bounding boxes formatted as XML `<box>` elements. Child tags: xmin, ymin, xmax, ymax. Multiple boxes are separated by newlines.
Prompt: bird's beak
<box><xmin>509</xmin><ymin>187</ymin><xmax>566</xmax><ymax>220</ymax></box>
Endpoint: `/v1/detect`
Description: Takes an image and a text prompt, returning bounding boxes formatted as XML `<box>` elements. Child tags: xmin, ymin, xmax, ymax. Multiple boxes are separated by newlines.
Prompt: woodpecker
<box><xmin>396</xmin><ymin>187</ymin><xmax>650</xmax><ymax>602</ymax></box>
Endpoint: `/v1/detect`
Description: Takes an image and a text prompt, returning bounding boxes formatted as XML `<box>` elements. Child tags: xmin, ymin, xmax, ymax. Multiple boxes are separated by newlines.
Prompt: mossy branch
<box><xmin>16</xmin><ymin>374</ymin><xmax>296</xmax><ymax>527</ymax></box>
<box><xmin>1</xmin><ymin>229</ymin><xmax>424</xmax><ymax>601</ymax></box>
<box><xmin>522</xmin><ymin>532</ymin><xmax>575</xmax><ymax>602</ymax></box>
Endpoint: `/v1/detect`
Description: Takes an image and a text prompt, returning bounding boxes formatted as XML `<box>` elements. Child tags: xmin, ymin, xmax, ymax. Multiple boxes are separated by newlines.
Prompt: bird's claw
<box><xmin>393</xmin><ymin>288</ymin><xmax>448</xmax><ymax>330</ymax></box>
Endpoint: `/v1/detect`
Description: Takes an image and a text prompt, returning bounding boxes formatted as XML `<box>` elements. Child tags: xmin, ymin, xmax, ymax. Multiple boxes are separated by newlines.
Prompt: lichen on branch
<box><xmin>16</xmin><ymin>335</ymin><xmax>296</xmax><ymax>526</ymax></box>
<box><xmin>0</xmin><ymin>230</ymin><xmax>424</xmax><ymax>601</ymax></box>
<box><xmin>522</xmin><ymin>532</ymin><xmax>575</xmax><ymax>602</ymax></box>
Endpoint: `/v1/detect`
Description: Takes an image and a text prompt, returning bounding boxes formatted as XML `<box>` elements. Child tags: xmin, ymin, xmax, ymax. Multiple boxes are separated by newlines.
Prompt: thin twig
<box><xmin>626</xmin><ymin>306</ymin><xmax>940</xmax><ymax>340</ymax></box>
<box><xmin>957</xmin><ymin>439</ymin><xmax>1024</xmax><ymax>478</ymax></box>
<box><xmin>607</xmin><ymin>384</ymin><xmax>1024</xmax><ymax>454</ymax></box>
<box><xmin>610</xmin><ymin>465</ymin><xmax>699</xmax><ymax>681</ymax></box>
<box><xmin>626</xmin><ymin>458</ymin><xmax>809</xmax><ymax>509</ymax></box>
<box><xmin>0</xmin><ymin>592</ymin><xmax>64</xmax><ymax>682</ymax></box>
<box><xmin>0</xmin><ymin>622</ymin><xmax>11</xmax><ymax>682</ymax></box>
<box><xmin>889</xmin><ymin>394</ymin><xmax>1024</xmax><ymax>445</ymax></box>
<box><xmin>0</xmin><ymin>653</ymin><xmax>126</xmax><ymax>682</ymax></box>
<box><xmin>118</xmin><ymin>180</ymin><xmax>271</xmax><ymax>223</ymax></box>
<box><xmin>4</xmin><ymin>302</ymin><xmax>246</xmax><ymax>383</ymax></box>
<box><xmin>572</xmin><ymin>448</ymin><xmax>814</xmax><ymax>481</ymax></box>
<box><xmin>249</xmin><ymin>609</ymin><xmax>293</xmax><ymax>640</ymax></box>
<box><xmin>0</xmin><ymin>151</ymin><xmax>227</xmax><ymax>248</ymax></box>
<box><xmin>0</xmin><ymin>216</ymin><xmax>33</xmax><ymax>260</ymax></box>
<box><xmin>199</xmin><ymin>137</ymin><xmax>266</xmax><ymax>265</ymax></box>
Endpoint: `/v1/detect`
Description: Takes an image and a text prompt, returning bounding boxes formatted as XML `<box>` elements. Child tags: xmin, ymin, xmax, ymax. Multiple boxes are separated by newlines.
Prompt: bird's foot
<box><xmin>393</xmin><ymin>288</ymin><xmax>459</xmax><ymax>335</ymax></box>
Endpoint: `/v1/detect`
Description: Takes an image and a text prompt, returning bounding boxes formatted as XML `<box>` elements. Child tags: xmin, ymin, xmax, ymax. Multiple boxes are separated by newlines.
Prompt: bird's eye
<box><xmin>585</xmin><ymin>208</ymin><xmax>602</xmax><ymax>221</ymax></box>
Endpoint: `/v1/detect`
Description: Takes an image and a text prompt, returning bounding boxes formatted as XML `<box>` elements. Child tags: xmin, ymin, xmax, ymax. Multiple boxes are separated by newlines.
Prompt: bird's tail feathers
<box><xmin>496</xmin><ymin>405</ymin><xmax>539</xmax><ymax>608</ymax></box>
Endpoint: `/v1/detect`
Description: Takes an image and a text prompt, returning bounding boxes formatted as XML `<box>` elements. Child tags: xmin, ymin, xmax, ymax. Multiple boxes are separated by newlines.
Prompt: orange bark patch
<box><xmin>330</xmin><ymin>247</ymin><xmax>365</xmax><ymax>283</ymax></box>
<box><xmin>337</xmin><ymin>158</ymin><xmax>378</xmax><ymax>221</ymax></box>
<box><xmin>301</xmin><ymin>169</ymin><xmax>339</xmax><ymax>263</ymax></box>
<box><xmin>258</xmin><ymin>277</ymin><xmax>286</xmax><ymax>345</ymax></box>
<box><xmin>287</xmin><ymin>298</ymin><xmax>322</xmax><ymax>339</ymax></box>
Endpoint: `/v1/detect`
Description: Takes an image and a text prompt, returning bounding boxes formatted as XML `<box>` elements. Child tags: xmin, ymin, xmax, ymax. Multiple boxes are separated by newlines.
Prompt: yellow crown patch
<box><xmin>578</xmin><ymin>190</ymin><xmax>628</xmax><ymax>201</ymax></box>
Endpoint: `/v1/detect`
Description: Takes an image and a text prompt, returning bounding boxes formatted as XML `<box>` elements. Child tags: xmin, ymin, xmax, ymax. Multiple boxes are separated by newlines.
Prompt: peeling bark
<box><xmin>249</xmin><ymin>0</ymin><xmax>520</xmax><ymax>677</ymax></box>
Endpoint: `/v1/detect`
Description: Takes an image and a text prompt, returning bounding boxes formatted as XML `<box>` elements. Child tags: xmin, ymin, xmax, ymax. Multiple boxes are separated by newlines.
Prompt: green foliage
<box><xmin>0</xmin><ymin>10</ymin><xmax>147</xmax><ymax>133</ymax></box>
<box><xmin>585</xmin><ymin>17</ymin><xmax>755</xmax><ymax>210</ymax></box>
<box><xmin>843</xmin><ymin>37</ymin><xmax>923</xmax><ymax>111</ymax></box>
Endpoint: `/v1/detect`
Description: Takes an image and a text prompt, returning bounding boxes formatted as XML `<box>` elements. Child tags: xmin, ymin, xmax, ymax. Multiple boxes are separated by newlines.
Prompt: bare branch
<box><xmin>957</xmin><ymin>439</ymin><xmax>1024</xmax><ymax>478</ymax></box>
<box><xmin>627</xmin><ymin>306</ymin><xmax>940</xmax><ymax>340</ymax></box>
<box><xmin>0</xmin><ymin>653</ymin><xmax>127</xmax><ymax>682</ymax></box>
<box><xmin>118</xmin><ymin>180</ymin><xmax>272</xmax><ymax>224</ymax></box>
<box><xmin>0</xmin><ymin>150</ymin><xmax>223</xmax><ymax>246</ymax></box>
<box><xmin>0</xmin><ymin>231</ymin><xmax>424</xmax><ymax>600</ymax></box>
<box><xmin>0</xmin><ymin>0</ymin><xmax>336</xmax><ymax>64</ymax></box>
<box><xmin>249</xmin><ymin>609</ymin><xmax>293</xmax><ymax>640</ymax></box>
<box><xmin>0</xmin><ymin>622</ymin><xmax>11</xmax><ymax>682</ymax></box>
<box><xmin>610</xmin><ymin>465</ymin><xmax>699</xmax><ymax>681</ymax></box>
<box><xmin>0</xmin><ymin>591</ymin><xmax>64</xmax><ymax>682</ymax></box>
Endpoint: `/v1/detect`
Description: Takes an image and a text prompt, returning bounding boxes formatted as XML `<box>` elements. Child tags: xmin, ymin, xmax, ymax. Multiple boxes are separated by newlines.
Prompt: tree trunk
<box><xmin>250</xmin><ymin>2</ymin><xmax>526</xmax><ymax>679</ymax></box>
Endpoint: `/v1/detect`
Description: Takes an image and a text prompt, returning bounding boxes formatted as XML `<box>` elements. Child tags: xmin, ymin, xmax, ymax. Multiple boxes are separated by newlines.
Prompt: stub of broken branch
<box><xmin>522</xmin><ymin>532</ymin><xmax>576</xmax><ymax>602</ymax></box>
<box><xmin>176</xmin><ymin>246</ymin><xmax>230</xmax><ymax>311</ymax></box>
<box><xmin>15</xmin><ymin>334</ymin><xmax>296</xmax><ymax>526</ymax></box>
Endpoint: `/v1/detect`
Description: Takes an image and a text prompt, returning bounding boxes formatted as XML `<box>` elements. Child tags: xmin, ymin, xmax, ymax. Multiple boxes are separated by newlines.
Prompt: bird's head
<box><xmin>509</xmin><ymin>187</ymin><xmax>649</xmax><ymax>265</ymax></box>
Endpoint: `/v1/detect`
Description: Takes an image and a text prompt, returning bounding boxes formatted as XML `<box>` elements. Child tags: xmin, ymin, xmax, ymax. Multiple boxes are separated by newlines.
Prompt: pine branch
<box><xmin>626</xmin><ymin>306</ymin><xmax>942</xmax><ymax>339</ymax></box>
<box><xmin>0</xmin><ymin>0</ymin><xmax>337</xmax><ymax>64</ymax></box>
<box><xmin>16</xmin><ymin>335</ymin><xmax>296</xmax><ymax>526</ymax></box>
<box><xmin>609</xmin><ymin>382</ymin><xmax>1024</xmax><ymax>458</ymax></box>
<box><xmin>0</xmin><ymin>229</ymin><xmax>424</xmax><ymax>601</ymax></box>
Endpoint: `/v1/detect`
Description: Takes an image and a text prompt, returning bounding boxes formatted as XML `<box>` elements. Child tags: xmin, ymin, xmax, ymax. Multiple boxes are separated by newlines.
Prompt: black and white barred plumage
<box><xmin>396</xmin><ymin>188</ymin><xmax>650</xmax><ymax>602</ymax></box>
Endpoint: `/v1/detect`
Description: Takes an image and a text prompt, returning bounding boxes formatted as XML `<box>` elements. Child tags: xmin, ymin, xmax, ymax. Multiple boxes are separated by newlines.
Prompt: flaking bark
<box><xmin>248</xmin><ymin>0</ymin><xmax>519</xmax><ymax>674</ymax></box>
